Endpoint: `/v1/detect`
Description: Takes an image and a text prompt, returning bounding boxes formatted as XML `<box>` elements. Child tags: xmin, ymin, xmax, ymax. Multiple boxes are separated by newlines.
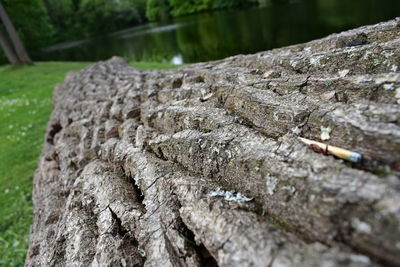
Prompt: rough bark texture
<box><xmin>26</xmin><ymin>20</ymin><xmax>400</xmax><ymax>267</ymax></box>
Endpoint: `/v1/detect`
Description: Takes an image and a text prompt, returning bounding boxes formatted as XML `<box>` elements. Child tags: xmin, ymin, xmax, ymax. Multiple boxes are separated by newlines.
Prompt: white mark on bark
<box><xmin>383</xmin><ymin>83</ymin><xmax>395</xmax><ymax>90</ymax></box>
<box><xmin>382</xmin><ymin>50</ymin><xmax>394</xmax><ymax>58</ymax></box>
<box><xmin>208</xmin><ymin>188</ymin><xmax>253</xmax><ymax>202</ymax></box>
<box><xmin>281</xmin><ymin>185</ymin><xmax>296</xmax><ymax>195</ymax></box>
<box><xmin>352</xmin><ymin>218</ymin><xmax>372</xmax><ymax>234</ymax></box>
<box><xmin>374</xmin><ymin>73</ymin><xmax>400</xmax><ymax>84</ymax></box>
<box><xmin>291</xmin><ymin>126</ymin><xmax>302</xmax><ymax>135</ymax></box>
<box><xmin>338</xmin><ymin>69</ymin><xmax>350</xmax><ymax>77</ymax></box>
<box><xmin>395</xmin><ymin>88</ymin><xmax>400</xmax><ymax>104</ymax></box>
<box><xmin>349</xmin><ymin>254</ymin><xmax>371</xmax><ymax>264</ymax></box>
<box><xmin>310</xmin><ymin>55</ymin><xmax>324</xmax><ymax>67</ymax></box>
<box><xmin>266</xmin><ymin>175</ymin><xmax>278</xmax><ymax>196</ymax></box>
<box><xmin>320</xmin><ymin>126</ymin><xmax>332</xmax><ymax>141</ymax></box>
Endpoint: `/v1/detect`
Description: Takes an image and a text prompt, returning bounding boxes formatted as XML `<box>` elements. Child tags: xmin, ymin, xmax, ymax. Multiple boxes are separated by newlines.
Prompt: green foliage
<box><xmin>41</xmin><ymin>0</ymin><xmax>79</xmax><ymax>39</ymax></box>
<box><xmin>0</xmin><ymin>0</ymin><xmax>53</xmax><ymax>58</ymax></box>
<box><xmin>77</xmin><ymin>0</ymin><xmax>147</xmax><ymax>36</ymax></box>
<box><xmin>168</xmin><ymin>0</ymin><xmax>211</xmax><ymax>16</ymax></box>
<box><xmin>0</xmin><ymin>0</ymin><xmax>260</xmax><ymax>63</ymax></box>
<box><xmin>212</xmin><ymin>0</ymin><xmax>257</xmax><ymax>8</ymax></box>
<box><xmin>146</xmin><ymin>0</ymin><xmax>171</xmax><ymax>21</ymax></box>
<box><xmin>146</xmin><ymin>0</ymin><xmax>257</xmax><ymax>20</ymax></box>
<box><xmin>130</xmin><ymin>61</ymin><xmax>176</xmax><ymax>70</ymax></box>
<box><xmin>38</xmin><ymin>0</ymin><xmax>147</xmax><ymax>39</ymax></box>
<box><xmin>0</xmin><ymin>0</ymin><xmax>149</xmax><ymax>62</ymax></box>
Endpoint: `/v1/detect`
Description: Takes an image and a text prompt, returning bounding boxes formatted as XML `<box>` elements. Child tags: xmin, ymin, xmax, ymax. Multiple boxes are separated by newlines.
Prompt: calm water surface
<box><xmin>38</xmin><ymin>0</ymin><xmax>400</xmax><ymax>64</ymax></box>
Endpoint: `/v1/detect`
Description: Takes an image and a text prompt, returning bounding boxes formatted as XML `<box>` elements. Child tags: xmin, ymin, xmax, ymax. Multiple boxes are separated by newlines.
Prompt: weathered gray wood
<box><xmin>26</xmin><ymin>20</ymin><xmax>400</xmax><ymax>267</ymax></box>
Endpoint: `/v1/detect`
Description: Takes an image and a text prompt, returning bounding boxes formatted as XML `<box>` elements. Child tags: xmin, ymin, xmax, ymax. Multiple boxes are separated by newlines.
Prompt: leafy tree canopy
<box><xmin>0</xmin><ymin>0</ymin><xmax>53</xmax><ymax>52</ymax></box>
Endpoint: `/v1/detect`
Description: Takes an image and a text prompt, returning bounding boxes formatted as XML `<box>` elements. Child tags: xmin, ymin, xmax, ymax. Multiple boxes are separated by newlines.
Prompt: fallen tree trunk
<box><xmin>26</xmin><ymin>20</ymin><xmax>400</xmax><ymax>267</ymax></box>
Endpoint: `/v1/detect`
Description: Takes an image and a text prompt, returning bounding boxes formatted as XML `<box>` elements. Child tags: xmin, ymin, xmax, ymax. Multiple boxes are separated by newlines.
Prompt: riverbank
<box><xmin>35</xmin><ymin>0</ymin><xmax>400</xmax><ymax>65</ymax></box>
<box><xmin>0</xmin><ymin>61</ymin><xmax>175</xmax><ymax>266</ymax></box>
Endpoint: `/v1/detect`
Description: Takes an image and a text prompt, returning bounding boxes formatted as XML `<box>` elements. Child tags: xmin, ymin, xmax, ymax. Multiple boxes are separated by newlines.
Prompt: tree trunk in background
<box><xmin>0</xmin><ymin>26</ymin><xmax>19</xmax><ymax>65</ymax></box>
<box><xmin>0</xmin><ymin>2</ymin><xmax>32</xmax><ymax>65</ymax></box>
<box><xmin>26</xmin><ymin>20</ymin><xmax>400</xmax><ymax>267</ymax></box>
<box><xmin>42</xmin><ymin>0</ymin><xmax>60</xmax><ymax>30</ymax></box>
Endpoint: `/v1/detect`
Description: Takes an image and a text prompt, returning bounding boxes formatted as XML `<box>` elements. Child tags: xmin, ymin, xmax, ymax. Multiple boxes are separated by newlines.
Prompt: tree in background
<box><xmin>41</xmin><ymin>0</ymin><xmax>147</xmax><ymax>39</ymax></box>
<box><xmin>0</xmin><ymin>2</ymin><xmax>32</xmax><ymax>65</ymax></box>
<box><xmin>146</xmin><ymin>0</ymin><xmax>170</xmax><ymax>21</ymax></box>
<box><xmin>78</xmin><ymin>0</ymin><xmax>147</xmax><ymax>36</ymax></box>
<box><xmin>168</xmin><ymin>0</ymin><xmax>207</xmax><ymax>17</ymax></box>
<box><xmin>0</xmin><ymin>0</ymin><xmax>53</xmax><ymax>65</ymax></box>
<box><xmin>42</xmin><ymin>0</ymin><xmax>69</xmax><ymax>33</ymax></box>
<box><xmin>146</xmin><ymin>0</ymin><xmax>258</xmax><ymax>21</ymax></box>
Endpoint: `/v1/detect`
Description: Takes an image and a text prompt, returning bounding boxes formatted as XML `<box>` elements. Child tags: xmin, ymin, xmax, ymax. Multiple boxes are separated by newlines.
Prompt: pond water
<box><xmin>38</xmin><ymin>0</ymin><xmax>400</xmax><ymax>64</ymax></box>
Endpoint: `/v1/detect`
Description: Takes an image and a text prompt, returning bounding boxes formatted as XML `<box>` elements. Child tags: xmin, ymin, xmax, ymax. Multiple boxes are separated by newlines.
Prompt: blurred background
<box><xmin>1</xmin><ymin>0</ymin><xmax>400</xmax><ymax>65</ymax></box>
<box><xmin>0</xmin><ymin>0</ymin><xmax>399</xmax><ymax>266</ymax></box>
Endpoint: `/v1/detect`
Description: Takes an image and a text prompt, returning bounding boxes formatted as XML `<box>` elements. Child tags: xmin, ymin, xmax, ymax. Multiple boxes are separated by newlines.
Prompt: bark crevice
<box><xmin>27</xmin><ymin>21</ymin><xmax>400</xmax><ymax>267</ymax></box>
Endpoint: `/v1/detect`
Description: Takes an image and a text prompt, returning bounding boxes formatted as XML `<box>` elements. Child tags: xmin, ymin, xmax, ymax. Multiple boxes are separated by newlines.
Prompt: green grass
<box><xmin>131</xmin><ymin>61</ymin><xmax>178</xmax><ymax>70</ymax></box>
<box><xmin>0</xmin><ymin>61</ymin><xmax>176</xmax><ymax>266</ymax></box>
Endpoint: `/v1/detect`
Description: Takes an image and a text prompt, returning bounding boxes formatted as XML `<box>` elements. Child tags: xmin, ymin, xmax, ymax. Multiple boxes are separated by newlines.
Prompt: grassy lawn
<box><xmin>0</xmin><ymin>61</ymin><xmax>175</xmax><ymax>266</ymax></box>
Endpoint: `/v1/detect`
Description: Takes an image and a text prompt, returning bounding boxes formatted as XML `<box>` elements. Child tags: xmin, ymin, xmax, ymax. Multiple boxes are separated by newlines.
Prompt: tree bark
<box><xmin>0</xmin><ymin>26</ymin><xmax>19</xmax><ymax>65</ymax></box>
<box><xmin>0</xmin><ymin>2</ymin><xmax>32</xmax><ymax>64</ymax></box>
<box><xmin>26</xmin><ymin>20</ymin><xmax>400</xmax><ymax>267</ymax></box>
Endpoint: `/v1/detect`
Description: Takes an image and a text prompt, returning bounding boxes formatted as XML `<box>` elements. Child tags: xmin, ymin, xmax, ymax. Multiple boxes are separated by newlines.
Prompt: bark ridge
<box><xmin>27</xmin><ymin>20</ymin><xmax>400</xmax><ymax>267</ymax></box>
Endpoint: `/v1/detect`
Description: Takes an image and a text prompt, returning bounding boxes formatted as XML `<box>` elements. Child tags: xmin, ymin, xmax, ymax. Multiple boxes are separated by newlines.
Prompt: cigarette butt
<box><xmin>299</xmin><ymin>137</ymin><xmax>362</xmax><ymax>163</ymax></box>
